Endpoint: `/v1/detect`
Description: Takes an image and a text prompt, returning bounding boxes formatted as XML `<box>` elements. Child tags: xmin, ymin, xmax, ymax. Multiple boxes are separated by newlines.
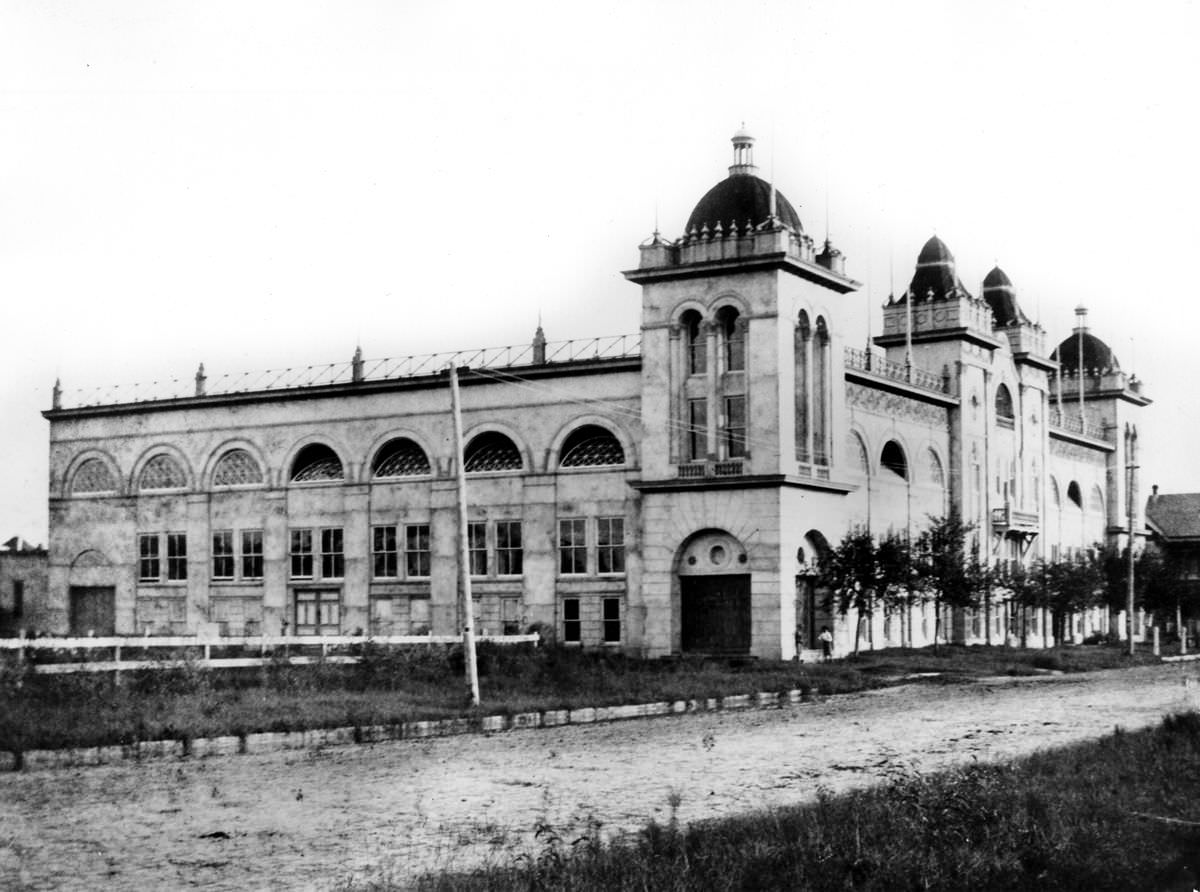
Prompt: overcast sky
<box><xmin>3</xmin><ymin>1</ymin><xmax>1198</xmax><ymax>542</ymax></box>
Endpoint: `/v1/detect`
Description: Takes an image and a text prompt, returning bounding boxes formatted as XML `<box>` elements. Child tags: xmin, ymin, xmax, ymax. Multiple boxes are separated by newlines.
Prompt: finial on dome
<box><xmin>1074</xmin><ymin>304</ymin><xmax>1089</xmax><ymax>331</ymax></box>
<box><xmin>729</xmin><ymin>125</ymin><xmax>757</xmax><ymax>176</ymax></box>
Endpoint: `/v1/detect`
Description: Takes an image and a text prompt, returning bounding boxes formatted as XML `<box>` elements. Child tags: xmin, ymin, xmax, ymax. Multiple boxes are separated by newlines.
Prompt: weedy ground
<box><xmin>343</xmin><ymin>711</ymin><xmax>1200</xmax><ymax>892</ymax></box>
<box><xmin>0</xmin><ymin>641</ymin><xmax>1162</xmax><ymax>752</ymax></box>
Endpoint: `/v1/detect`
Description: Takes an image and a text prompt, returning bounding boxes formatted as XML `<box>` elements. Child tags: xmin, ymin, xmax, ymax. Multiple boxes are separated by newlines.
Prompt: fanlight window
<box><xmin>72</xmin><ymin>458</ymin><xmax>117</xmax><ymax>495</ymax></box>
<box><xmin>463</xmin><ymin>432</ymin><xmax>522</xmax><ymax>473</ymax></box>
<box><xmin>139</xmin><ymin>454</ymin><xmax>186</xmax><ymax>491</ymax></box>
<box><xmin>881</xmin><ymin>441</ymin><xmax>908</xmax><ymax>480</ymax></box>
<box><xmin>373</xmin><ymin>438</ymin><xmax>432</xmax><ymax>478</ymax></box>
<box><xmin>212</xmin><ymin>449</ymin><xmax>264</xmax><ymax>487</ymax></box>
<box><xmin>290</xmin><ymin>444</ymin><xmax>344</xmax><ymax>483</ymax></box>
<box><xmin>559</xmin><ymin>425</ymin><xmax>624</xmax><ymax>468</ymax></box>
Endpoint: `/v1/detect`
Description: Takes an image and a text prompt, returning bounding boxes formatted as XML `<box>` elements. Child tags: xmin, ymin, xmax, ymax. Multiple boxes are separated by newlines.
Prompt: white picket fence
<box><xmin>0</xmin><ymin>632</ymin><xmax>540</xmax><ymax>675</ymax></box>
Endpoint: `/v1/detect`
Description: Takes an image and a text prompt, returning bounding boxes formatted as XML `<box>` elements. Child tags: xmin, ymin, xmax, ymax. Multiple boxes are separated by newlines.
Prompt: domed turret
<box><xmin>684</xmin><ymin>129</ymin><xmax>804</xmax><ymax>234</ymax></box>
<box><xmin>981</xmin><ymin>265</ymin><xmax>1029</xmax><ymax>327</ymax></box>
<box><xmin>906</xmin><ymin>235</ymin><xmax>968</xmax><ymax>301</ymax></box>
<box><xmin>1051</xmin><ymin>306</ymin><xmax>1120</xmax><ymax>372</ymax></box>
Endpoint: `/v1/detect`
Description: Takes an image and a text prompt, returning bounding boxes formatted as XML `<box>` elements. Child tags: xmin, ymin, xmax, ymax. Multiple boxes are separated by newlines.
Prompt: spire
<box><xmin>352</xmin><ymin>345</ymin><xmax>364</xmax><ymax>382</ymax></box>
<box><xmin>195</xmin><ymin>363</ymin><xmax>207</xmax><ymax>397</ymax></box>
<box><xmin>532</xmin><ymin>317</ymin><xmax>547</xmax><ymax>364</ymax></box>
<box><xmin>52</xmin><ymin>378</ymin><xmax>62</xmax><ymax>411</ymax></box>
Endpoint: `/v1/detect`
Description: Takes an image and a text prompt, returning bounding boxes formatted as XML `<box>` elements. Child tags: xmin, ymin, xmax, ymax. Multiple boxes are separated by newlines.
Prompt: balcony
<box><xmin>992</xmin><ymin>505</ymin><xmax>1040</xmax><ymax>536</ymax></box>
<box><xmin>677</xmin><ymin>460</ymin><xmax>745</xmax><ymax>479</ymax></box>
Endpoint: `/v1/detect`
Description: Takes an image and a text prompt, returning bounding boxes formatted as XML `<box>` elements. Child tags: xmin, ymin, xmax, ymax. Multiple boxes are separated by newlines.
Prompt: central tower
<box><xmin>624</xmin><ymin>129</ymin><xmax>860</xmax><ymax>659</ymax></box>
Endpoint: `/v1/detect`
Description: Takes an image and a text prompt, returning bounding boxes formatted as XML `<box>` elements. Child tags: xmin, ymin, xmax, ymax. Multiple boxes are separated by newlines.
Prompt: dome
<box><xmin>906</xmin><ymin>235</ymin><xmax>968</xmax><ymax>301</ymax></box>
<box><xmin>685</xmin><ymin>175</ymin><xmax>803</xmax><ymax>234</ymax></box>
<box><xmin>982</xmin><ymin>266</ymin><xmax>1012</xmax><ymax>289</ymax></box>
<box><xmin>981</xmin><ymin>265</ymin><xmax>1028</xmax><ymax>327</ymax></box>
<box><xmin>916</xmin><ymin>235</ymin><xmax>954</xmax><ymax>266</ymax></box>
<box><xmin>1052</xmin><ymin>331</ymin><xmax>1120</xmax><ymax>372</ymax></box>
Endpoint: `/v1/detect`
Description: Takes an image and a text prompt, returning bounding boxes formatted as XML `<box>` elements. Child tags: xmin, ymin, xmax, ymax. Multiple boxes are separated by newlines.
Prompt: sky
<box><xmin>2</xmin><ymin>0</ymin><xmax>1199</xmax><ymax>543</ymax></box>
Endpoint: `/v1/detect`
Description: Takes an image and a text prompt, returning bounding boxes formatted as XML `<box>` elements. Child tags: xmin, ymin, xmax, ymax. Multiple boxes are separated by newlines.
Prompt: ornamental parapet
<box><xmin>844</xmin><ymin>347</ymin><xmax>950</xmax><ymax>396</ymax></box>
<box><xmin>1048</xmin><ymin>408</ymin><xmax>1112</xmax><ymax>442</ymax></box>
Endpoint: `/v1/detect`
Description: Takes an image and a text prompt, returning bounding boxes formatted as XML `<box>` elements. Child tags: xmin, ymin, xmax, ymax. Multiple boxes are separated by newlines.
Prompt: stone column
<box><xmin>262</xmin><ymin>490</ymin><xmax>289</xmax><ymax>635</ymax></box>
<box><xmin>186</xmin><ymin>493</ymin><xmax>211</xmax><ymax>631</ymax></box>
<box><xmin>342</xmin><ymin>484</ymin><xmax>371</xmax><ymax>634</ymax></box>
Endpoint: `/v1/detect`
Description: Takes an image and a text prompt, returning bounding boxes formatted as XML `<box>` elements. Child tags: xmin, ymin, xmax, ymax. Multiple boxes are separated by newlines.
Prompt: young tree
<box><xmin>1042</xmin><ymin>552</ymin><xmax>1104</xmax><ymax>642</ymax></box>
<box><xmin>820</xmin><ymin>527</ymin><xmax>910</xmax><ymax>654</ymax></box>
<box><xmin>912</xmin><ymin>514</ymin><xmax>981</xmax><ymax>650</ymax></box>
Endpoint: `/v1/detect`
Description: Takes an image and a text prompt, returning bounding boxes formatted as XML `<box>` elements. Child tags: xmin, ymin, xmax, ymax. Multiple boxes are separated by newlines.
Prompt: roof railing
<box><xmin>57</xmin><ymin>334</ymin><xmax>642</xmax><ymax>410</ymax></box>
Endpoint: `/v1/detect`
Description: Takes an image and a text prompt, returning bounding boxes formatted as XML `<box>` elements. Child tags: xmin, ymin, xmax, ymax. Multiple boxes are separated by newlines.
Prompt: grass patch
<box><xmin>0</xmin><ymin>642</ymin><xmax>1158</xmax><ymax>752</ymax></box>
<box><xmin>376</xmin><ymin>711</ymin><xmax>1200</xmax><ymax>892</ymax></box>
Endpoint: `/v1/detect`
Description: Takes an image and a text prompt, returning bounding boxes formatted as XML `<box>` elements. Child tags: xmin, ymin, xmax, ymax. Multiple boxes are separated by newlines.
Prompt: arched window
<box><xmin>1090</xmin><ymin>486</ymin><xmax>1105</xmax><ymax>516</ymax></box>
<box><xmin>681</xmin><ymin>309</ymin><xmax>705</xmax><ymax>376</ymax></box>
<box><xmin>995</xmin><ymin>384</ymin><xmax>1014</xmax><ymax>422</ymax></box>
<box><xmin>1067</xmin><ymin>481</ymin><xmax>1083</xmax><ymax>509</ymax></box>
<box><xmin>212</xmin><ymin>449</ymin><xmax>263</xmax><ymax>487</ymax></box>
<box><xmin>881</xmin><ymin>441</ymin><xmax>908</xmax><ymax>480</ymax></box>
<box><xmin>847</xmin><ymin>432</ymin><xmax>869</xmax><ymax>474</ymax></box>
<box><xmin>559</xmin><ymin>425</ymin><xmax>625</xmax><ymax>468</ymax></box>
<box><xmin>463</xmin><ymin>432</ymin><xmax>522</xmax><ymax>473</ymax></box>
<box><xmin>139</xmin><ymin>454</ymin><xmax>186</xmax><ymax>491</ymax></box>
<box><xmin>716</xmin><ymin>305</ymin><xmax>744</xmax><ymax>372</ymax></box>
<box><xmin>813</xmin><ymin>317</ymin><xmax>830</xmax><ymax>464</ymax></box>
<box><xmin>928</xmin><ymin>449</ymin><xmax>945</xmax><ymax>488</ymax></box>
<box><xmin>71</xmin><ymin>458</ymin><xmax>117</xmax><ymax>495</ymax></box>
<box><xmin>290</xmin><ymin>444</ymin><xmax>344</xmax><ymax>483</ymax></box>
<box><xmin>372</xmin><ymin>438</ymin><xmax>432</xmax><ymax>478</ymax></box>
<box><xmin>1050</xmin><ymin>476</ymin><xmax>1061</xmax><ymax>508</ymax></box>
<box><xmin>794</xmin><ymin>310</ymin><xmax>811</xmax><ymax>461</ymax></box>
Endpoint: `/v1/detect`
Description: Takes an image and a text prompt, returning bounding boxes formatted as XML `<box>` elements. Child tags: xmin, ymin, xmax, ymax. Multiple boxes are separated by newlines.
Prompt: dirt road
<box><xmin>3</xmin><ymin>663</ymin><xmax>1198</xmax><ymax>891</ymax></box>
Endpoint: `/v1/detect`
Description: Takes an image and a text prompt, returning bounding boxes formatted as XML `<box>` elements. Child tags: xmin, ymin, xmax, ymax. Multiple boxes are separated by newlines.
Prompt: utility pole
<box><xmin>449</xmin><ymin>365</ymin><xmax>481</xmax><ymax>706</ymax></box>
<box><xmin>1125</xmin><ymin>423</ymin><xmax>1139</xmax><ymax>658</ymax></box>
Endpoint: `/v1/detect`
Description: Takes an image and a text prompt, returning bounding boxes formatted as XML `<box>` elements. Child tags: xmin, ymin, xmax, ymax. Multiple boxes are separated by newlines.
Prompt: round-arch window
<box><xmin>213</xmin><ymin>449</ymin><xmax>263</xmax><ymax>487</ymax></box>
<box><xmin>1067</xmin><ymin>481</ymin><xmax>1083</xmax><ymax>508</ymax></box>
<box><xmin>291</xmin><ymin>444</ymin><xmax>344</xmax><ymax>483</ymax></box>
<box><xmin>463</xmin><ymin>432</ymin><xmax>522</xmax><ymax>473</ymax></box>
<box><xmin>139</xmin><ymin>454</ymin><xmax>187</xmax><ymax>491</ymax></box>
<box><xmin>559</xmin><ymin>425</ymin><xmax>625</xmax><ymax>468</ymax></box>
<box><xmin>72</xmin><ymin>458</ymin><xmax>117</xmax><ymax>495</ymax></box>
<box><xmin>995</xmin><ymin>384</ymin><xmax>1014</xmax><ymax>421</ymax></box>
<box><xmin>373</xmin><ymin>438</ymin><xmax>431</xmax><ymax>478</ymax></box>
<box><xmin>881</xmin><ymin>441</ymin><xmax>908</xmax><ymax>480</ymax></box>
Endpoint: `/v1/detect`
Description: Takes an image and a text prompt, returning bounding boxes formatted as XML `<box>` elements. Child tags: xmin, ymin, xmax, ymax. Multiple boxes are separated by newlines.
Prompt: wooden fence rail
<box><xmin>0</xmin><ymin>632</ymin><xmax>540</xmax><ymax>675</ymax></box>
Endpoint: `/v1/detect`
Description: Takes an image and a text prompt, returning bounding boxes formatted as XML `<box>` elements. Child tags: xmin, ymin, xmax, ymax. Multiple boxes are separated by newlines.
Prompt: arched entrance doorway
<box><xmin>676</xmin><ymin>530</ymin><xmax>751</xmax><ymax>655</ymax></box>
<box><xmin>795</xmin><ymin>530</ymin><xmax>831</xmax><ymax>650</ymax></box>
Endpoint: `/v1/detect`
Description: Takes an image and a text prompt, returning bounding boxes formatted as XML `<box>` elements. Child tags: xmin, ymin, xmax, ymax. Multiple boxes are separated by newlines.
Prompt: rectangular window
<box><xmin>166</xmin><ymin>533</ymin><xmax>187</xmax><ymax>581</ymax></box>
<box><xmin>496</xmin><ymin>520</ymin><xmax>523</xmax><ymax>576</ymax></box>
<box><xmin>405</xmin><ymin>524</ymin><xmax>431</xmax><ymax>577</ymax></box>
<box><xmin>501</xmin><ymin>596</ymin><xmax>521</xmax><ymax>635</ymax></box>
<box><xmin>468</xmin><ymin>521</ymin><xmax>488</xmax><ymax>576</ymax></box>
<box><xmin>724</xmin><ymin>395</ymin><xmax>747</xmax><ymax>458</ymax></box>
<box><xmin>372</xmin><ymin>525</ymin><xmax>398</xmax><ymax>578</ymax></box>
<box><xmin>602</xmin><ymin>597</ymin><xmax>621</xmax><ymax>643</ymax></box>
<box><xmin>139</xmin><ymin>533</ymin><xmax>160</xmax><ymax>582</ymax></box>
<box><xmin>212</xmin><ymin>530</ymin><xmax>235</xmax><ymax>580</ymax></box>
<box><xmin>688</xmin><ymin>398</ymin><xmax>707</xmax><ymax>461</ymax></box>
<box><xmin>12</xmin><ymin>580</ymin><xmax>24</xmax><ymax>618</ymax></box>
<box><xmin>321</xmin><ymin>528</ymin><xmax>344</xmax><ymax>579</ymax></box>
<box><xmin>290</xmin><ymin>529</ymin><xmax>314</xmax><ymax>578</ymax></box>
<box><xmin>563</xmin><ymin>597</ymin><xmax>581</xmax><ymax>643</ymax></box>
<box><xmin>597</xmin><ymin>516</ymin><xmax>626</xmax><ymax>575</ymax></box>
<box><xmin>241</xmin><ymin>530</ymin><xmax>264</xmax><ymax>580</ymax></box>
<box><xmin>558</xmin><ymin>518</ymin><xmax>587</xmax><ymax>575</ymax></box>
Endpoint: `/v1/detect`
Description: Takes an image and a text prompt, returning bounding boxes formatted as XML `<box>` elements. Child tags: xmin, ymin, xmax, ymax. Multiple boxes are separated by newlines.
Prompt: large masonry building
<box><xmin>40</xmin><ymin>131</ymin><xmax>1150</xmax><ymax>656</ymax></box>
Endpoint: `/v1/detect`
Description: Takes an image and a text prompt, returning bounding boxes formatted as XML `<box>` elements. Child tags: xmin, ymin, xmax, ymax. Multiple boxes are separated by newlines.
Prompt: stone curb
<box><xmin>7</xmin><ymin>687</ymin><xmax>815</xmax><ymax>772</ymax></box>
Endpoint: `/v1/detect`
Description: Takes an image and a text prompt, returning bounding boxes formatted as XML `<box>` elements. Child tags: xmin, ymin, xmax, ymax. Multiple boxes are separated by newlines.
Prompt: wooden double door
<box><xmin>680</xmin><ymin>574</ymin><xmax>751</xmax><ymax>654</ymax></box>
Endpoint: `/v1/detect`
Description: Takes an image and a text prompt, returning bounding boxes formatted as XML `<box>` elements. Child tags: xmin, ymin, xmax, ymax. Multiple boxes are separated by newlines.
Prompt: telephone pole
<box><xmin>449</xmin><ymin>365</ymin><xmax>481</xmax><ymax>706</ymax></box>
<box><xmin>1125</xmin><ymin>424</ymin><xmax>1139</xmax><ymax>658</ymax></box>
